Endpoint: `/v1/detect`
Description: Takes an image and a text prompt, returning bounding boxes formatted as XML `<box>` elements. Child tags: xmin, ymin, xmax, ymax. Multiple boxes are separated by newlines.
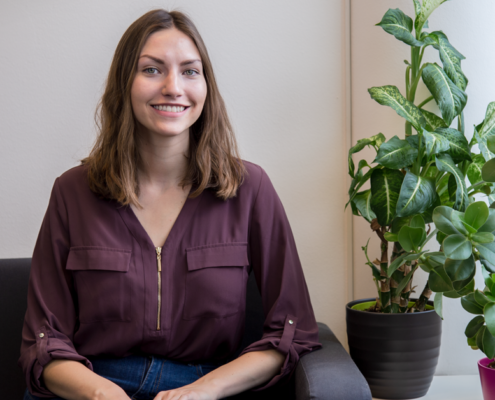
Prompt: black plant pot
<box><xmin>346</xmin><ymin>298</ymin><xmax>442</xmax><ymax>399</ymax></box>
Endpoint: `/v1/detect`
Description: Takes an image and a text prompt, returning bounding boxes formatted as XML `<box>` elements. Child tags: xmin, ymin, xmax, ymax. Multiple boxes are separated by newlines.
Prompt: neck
<box><xmin>136</xmin><ymin>128</ymin><xmax>190</xmax><ymax>191</ymax></box>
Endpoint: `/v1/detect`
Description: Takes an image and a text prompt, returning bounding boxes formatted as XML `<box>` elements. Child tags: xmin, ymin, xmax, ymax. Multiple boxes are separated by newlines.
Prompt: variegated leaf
<box><xmin>370</xmin><ymin>168</ymin><xmax>404</xmax><ymax>226</ymax></box>
<box><xmin>368</xmin><ymin>85</ymin><xmax>426</xmax><ymax>131</ymax></box>
<box><xmin>423</xmin><ymin>129</ymin><xmax>450</xmax><ymax>158</ymax></box>
<box><xmin>353</xmin><ymin>190</ymin><xmax>376</xmax><ymax>223</ymax></box>
<box><xmin>373</xmin><ymin>136</ymin><xmax>418</xmax><ymax>169</ymax></box>
<box><xmin>415</xmin><ymin>0</ymin><xmax>450</xmax><ymax>33</ymax></box>
<box><xmin>396</xmin><ymin>172</ymin><xmax>437</xmax><ymax>217</ymax></box>
<box><xmin>476</xmin><ymin>102</ymin><xmax>495</xmax><ymax>161</ymax></box>
<box><xmin>422</xmin><ymin>63</ymin><xmax>467</xmax><ymax>126</ymax></box>
<box><xmin>376</xmin><ymin>8</ymin><xmax>424</xmax><ymax>47</ymax></box>
<box><xmin>436</xmin><ymin>153</ymin><xmax>469</xmax><ymax>211</ymax></box>
<box><xmin>435</xmin><ymin>127</ymin><xmax>471</xmax><ymax>163</ymax></box>
<box><xmin>421</xmin><ymin>109</ymin><xmax>448</xmax><ymax>131</ymax></box>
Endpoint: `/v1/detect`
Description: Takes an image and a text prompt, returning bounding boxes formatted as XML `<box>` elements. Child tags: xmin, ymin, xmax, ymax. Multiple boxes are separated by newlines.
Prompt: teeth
<box><xmin>153</xmin><ymin>105</ymin><xmax>185</xmax><ymax>112</ymax></box>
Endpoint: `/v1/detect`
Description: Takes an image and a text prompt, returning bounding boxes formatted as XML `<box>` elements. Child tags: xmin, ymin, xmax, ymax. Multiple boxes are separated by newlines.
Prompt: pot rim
<box><xmin>346</xmin><ymin>297</ymin><xmax>436</xmax><ymax>315</ymax></box>
<box><xmin>479</xmin><ymin>357</ymin><xmax>495</xmax><ymax>370</ymax></box>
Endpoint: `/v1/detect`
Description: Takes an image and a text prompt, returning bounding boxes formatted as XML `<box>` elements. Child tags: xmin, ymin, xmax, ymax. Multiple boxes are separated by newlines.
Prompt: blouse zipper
<box><xmin>155</xmin><ymin>246</ymin><xmax>162</xmax><ymax>331</ymax></box>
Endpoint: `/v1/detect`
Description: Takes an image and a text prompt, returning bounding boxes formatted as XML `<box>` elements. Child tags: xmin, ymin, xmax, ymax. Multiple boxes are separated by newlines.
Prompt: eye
<box><xmin>143</xmin><ymin>67</ymin><xmax>159</xmax><ymax>74</ymax></box>
<box><xmin>184</xmin><ymin>69</ymin><xmax>199</xmax><ymax>76</ymax></box>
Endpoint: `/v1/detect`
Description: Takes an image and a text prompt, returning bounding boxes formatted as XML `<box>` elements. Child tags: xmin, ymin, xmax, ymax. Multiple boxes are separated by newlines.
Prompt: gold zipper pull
<box><xmin>156</xmin><ymin>247</ymin><xmax>162</xmax><ymax>331</ymax></box>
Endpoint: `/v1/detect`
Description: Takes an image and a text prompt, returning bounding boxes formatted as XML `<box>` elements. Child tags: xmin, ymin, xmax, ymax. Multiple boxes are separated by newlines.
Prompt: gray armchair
<box><xmin>1</xmin><ymin>258</ymin><xmax>371</xmax><ymax>400</ymax></box>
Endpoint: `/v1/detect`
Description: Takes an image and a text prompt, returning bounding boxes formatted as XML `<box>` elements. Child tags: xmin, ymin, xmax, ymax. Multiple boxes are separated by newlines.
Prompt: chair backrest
<box><xmin>0</xmin><ymin>258</ymin><xmax>265</xmax><ymax>398</ymax></box>
<box><xmin>0</xmin><ymin>258</ymin><xmax>31</xmax><ymax>400</ymax></box>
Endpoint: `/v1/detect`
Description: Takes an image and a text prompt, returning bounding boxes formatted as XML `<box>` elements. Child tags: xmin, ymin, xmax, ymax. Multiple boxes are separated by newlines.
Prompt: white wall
<box><xmin>0</xmin><ymin>2</ymin><xmax>350</xmax><ymax>344</ymax></box>
<box><xmin>351</xmin><ymin>0</ymin><xmax>495</xmax><ymax>375</ymax></box>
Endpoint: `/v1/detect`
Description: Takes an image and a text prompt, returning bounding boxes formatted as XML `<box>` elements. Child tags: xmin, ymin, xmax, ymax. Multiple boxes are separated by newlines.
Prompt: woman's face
<box><xmin>131</xmin><ymin>28</ymin><xmax>207</xmax><ymax>140</ymax></box>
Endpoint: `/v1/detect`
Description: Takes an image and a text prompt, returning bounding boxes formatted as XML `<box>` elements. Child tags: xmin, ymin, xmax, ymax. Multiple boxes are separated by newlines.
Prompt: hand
<box><xmin>152</xmin><ymin>381</ymin><xmax>219</xmax><ymax>400</ymax></box>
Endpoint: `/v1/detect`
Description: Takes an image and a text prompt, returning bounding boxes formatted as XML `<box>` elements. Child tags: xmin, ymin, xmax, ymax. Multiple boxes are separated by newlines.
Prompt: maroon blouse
<box><xmin>18</xmin><ymin>160</ymin><xmax>321</xmax><ymax>397</ymax></box>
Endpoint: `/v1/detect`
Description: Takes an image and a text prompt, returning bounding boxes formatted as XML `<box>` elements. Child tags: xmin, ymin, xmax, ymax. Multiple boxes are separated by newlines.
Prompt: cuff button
<box><xmin>39</xmin><ymin>333</ymin><xmax>45</xmax><ymax>338</ymax></box>
<box><xmin>289</xmin><ymin>320</ymin><xmax>294</xmax><ymax>325</ymax></box>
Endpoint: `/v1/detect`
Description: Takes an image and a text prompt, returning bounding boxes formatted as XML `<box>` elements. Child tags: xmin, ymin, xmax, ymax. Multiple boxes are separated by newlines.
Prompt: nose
<box><xmin>161</xmin><ymin>70</ymin><xmax>183</xmax><ymax>98</ymax></box>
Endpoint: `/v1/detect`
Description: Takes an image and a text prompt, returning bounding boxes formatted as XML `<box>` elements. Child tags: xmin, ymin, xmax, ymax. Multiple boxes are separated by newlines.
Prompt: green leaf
<box><xmin>454</xmin><ymin>278</ymin><xmax>475</xmax><ymax>295</ymax></box>
<box><xmin>432</xmin><ymin>206</ymin><xmax>461</xmax><ymax>235</ymax></box>
<box><xmin>467</xmin><ymin>154</ymin><xmax>486</xmax><ymax>185</ymax></box>
<box><xmin>483</xmin><ymin>328</ymin><xmax>495</xmax><ymax>359</ymax></box>
<box><xmin>473</xmin><ymin>232</ymin><xmax>495</xmax><ymax>244</ymax></box>
<box><xmin>465</xmin><ymin>316</ymin><xmax>485</xmax><ymax>338</ymax></box>
<box><xmin>486</xmin><ymin>302</ymin><xmax>495</xmax><ymax>337</ymax></box>
<box><xmin>387</xmin><ymin>251</ymin><xmax>420</xmax><ymax>277</ymax></box>
<box><xmin>410</xmin><ymin>215</ymin><xmax>426</xmax><ymax>230</ymax></box>
<box><xmin>423</xmin><ymin>129</ymin><xmax>450</xmax><ymax>158</ymax></box>
<box><xmin>413</xmin><ymin>0</ymin><xmax>422</xmax><ymax>17</ymax></box>
<box><xmin>398</xmin><ymin>226</ymin><xmax>426</xmax><ymax>252</ymax></box>
<box><xmin>376</xmin><ymin>8</ymin><xmax>424</xmax><ymax>47</ymax></box>
<box><xmin>475</xmin><ymin>102</ymin><xmax>495</xmax><ymax>161</ymax></box>
<box><xmin>429</xmin><ymin>31</ymin><xmax>468</xmax><ymax>91</ymax></box>
<box><xmin>395</xmin><ymin>264</ymin><xmax>418</xmax><ymax>293</ymax></box>
<box><xmin>429</xmin><ymin>264</ymin><xmax>454</xmax><ymax>292</ymax></box>
<box><xmin>477</xmin><ymin>326</ymin><xmax>486</xmax><ymax>353</ymax></box>
<box><xmin>479</xmin><ymin>209</ymin><xmax>495</xmax><ymax>233</ymax></box>
<box><xmin>445</xmin><ymin>255</ymin><xmax>475</xmax><ymax>283</ymax></box>
<box><xmin>370</xmin><ymin>168</ymin><xmax>404</xmax><ymax>226</ymax></box>
<box><xmin>436</xmin><ymin>153</ymin><xmax>468</xmax><ymax>211</ymax></box>
<box><xmin>396</xmin><ymin>172</ymin><xmax>437</xmax><ymax>217</ymax></box>
<box><xmin>482</xmin><ymin>265</ymin><xmax>495</xmax><ymax>292</ymax></box>
<box><xmin>391</xmin><ymin>216</ymin><xmax>412</xmax><ymax>234</ymax></box>
<box><xmin>468</xmin><ymin>335</ymin><xmax>478</xmax><ymax>349</ymax></box>
<box><xmin>421</xmin><ymin>109</ymin><xmax>448</xmax><ymax>132</ymax></box>
<box><xmin>477</xmin><ymin>242</ymin><xmax>495</xmax><ymax>266</ymax></box>
<box><xmin>415</xmin><ymin>0</ymin><xmax>450</xmax><ymax>34</ymax></box>
<box><xmin>437</xmin><ymin>230</ymin><xmax>448</xmax><ymax>245</ymax></box>
<box><xmin>462</xmin><ymin>293</ymin><xmax>484</xmax><ymax>314</ymax></box>
<box><xmin>450</xmin><ymin>210</ymin><xmax>471</xmax><ymax>235</ymax></box>
<box><xmin>435</xmin><ymin>128</ymin><xmax>471</xmax><ymax>163</ymax></box>
<box><xmin>482</xmin><ymin>158</ymin><xmax>495</xmax><ymax>183</ymax></box>
<box><xmin>434</xmin><ymin>292</ymin><xmax>443</xmax><ymax>319</ymax></box>
<box><xmin>442</xmin><ymin>234</ymin><xmax>472</xmax><ymax>260</ymax></box>
<box><xmin>347</xmin><ymin>165</ymin><xmax>380</xmax><ymax>208</ymax></box>
<box><xmin>475</xmin><ymin>290</ymin><xmax>494</xmax><ymax>307</ymax></box>
<box><xmin>465</xmin><ymin>201</ymin><xmax>490</xmax><ymax>230</ymax></box>
<box><xmin>368</xmin><ymin>85</ymin><xmax>426</xmax><ymax>131</ymax></box>
<box><xmin>488</xmin><ymin>136</ymin><xmax>495</xmax><ymax>154</ymax></box>
<box><xmin>353</xmin><ymin>190</ymin><xmax>377</xmax><ymax>223</ymax></box>
<box><xmin>373</xmin><ymin>136</ymin><xmax>419</xmax><ymax>169</ymax></box>
<box><xmin>348</xmin><ymin>133</ymin><xmax>386</xmax><ymax>177</ymax></box>
<box><xmin>422</xmin><ymin>63</ymin><xmax>467</xmax><ymax>126</ymax></box>
<box><xmin>420</xmin><ymin>196</ymin><xmax>441</xmax><ymax>224</ymax></box>
<box><xmin>384</xmin><ymin>232</ymin><xmax>398</xmax><ymax>242</ymax></box>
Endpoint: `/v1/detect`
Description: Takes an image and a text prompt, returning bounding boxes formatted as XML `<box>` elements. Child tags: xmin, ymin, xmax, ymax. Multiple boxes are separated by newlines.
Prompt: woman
<box><xmin>19</xmin><ymin>9</ymin><xmax>321</xmax><ymax>400</ymax></box>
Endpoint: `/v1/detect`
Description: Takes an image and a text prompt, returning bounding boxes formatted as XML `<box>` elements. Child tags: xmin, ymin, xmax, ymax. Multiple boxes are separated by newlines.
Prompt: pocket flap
<box><xmin>66</xmin><ymin>247</ymin><xmax>131</xmax><ymax>272</ymax></box>
<box><xmin>186</xmin><ymin>243</ymin><xmax>249</xmax><ymax>271</ymax></box>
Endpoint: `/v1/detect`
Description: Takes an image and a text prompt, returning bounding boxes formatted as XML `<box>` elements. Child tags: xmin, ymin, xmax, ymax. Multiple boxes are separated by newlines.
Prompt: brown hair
<box><xmin>82</xmin><ymin>9</ymin><xmax>246</xmax><ymax>207</ymax></box>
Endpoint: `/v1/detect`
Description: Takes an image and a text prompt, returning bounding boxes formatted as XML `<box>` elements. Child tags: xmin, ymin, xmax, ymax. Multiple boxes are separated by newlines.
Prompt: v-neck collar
<box><xmin>117</xmin><ymin>184</ymin><xmax>203</xmax><ymax>253</ymax></box>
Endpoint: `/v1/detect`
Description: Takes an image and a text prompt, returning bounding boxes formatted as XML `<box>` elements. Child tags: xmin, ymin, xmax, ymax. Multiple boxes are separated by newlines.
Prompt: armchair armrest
<box><xmin>295</xmin><ymin>322</ymin><xmax>372</xmax><ymax>400</ymax></box>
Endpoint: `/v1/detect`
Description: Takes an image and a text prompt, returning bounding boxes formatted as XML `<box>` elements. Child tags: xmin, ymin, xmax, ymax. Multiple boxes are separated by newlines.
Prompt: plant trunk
<box><xmin>400</xmin><ymin>263</ymin><xmax>413</xmax><ymax>313</ymax></box>
<box><xmin>390</xmin><ymin>243</ymin><xmax>404</xmax><ymax>313</ymax></box>
<box><xmin>413</xmin><ymin>282</ymin><xmax>432</xmax><ymax>312</ymax></box>
<box><xmin>379</xmin><ymin>230</ymin><xmax>391</xmax><ymax>313</ymax></box>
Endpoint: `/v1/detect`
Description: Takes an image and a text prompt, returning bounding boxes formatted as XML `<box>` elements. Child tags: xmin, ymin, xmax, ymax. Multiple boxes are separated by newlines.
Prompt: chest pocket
<box><xmin>183</xmin><ymin>243</ymin><xmax>249</xmax><ymax>320</ymax></box>
<box><xmin>66</xmin><ymin>246</ymin><xmax>132</xmax><ymax>323</ymax></box>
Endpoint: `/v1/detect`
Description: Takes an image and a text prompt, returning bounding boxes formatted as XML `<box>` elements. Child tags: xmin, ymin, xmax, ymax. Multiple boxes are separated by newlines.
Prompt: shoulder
<box><xmin>238</xmin><ymin>159</ymin><xmax>278</xmax><ymax>201</ymax></box>
<box><xmin>51</xmin><ymin>164</ymin><xmax>98</xmax><ymax>206</ymax></box>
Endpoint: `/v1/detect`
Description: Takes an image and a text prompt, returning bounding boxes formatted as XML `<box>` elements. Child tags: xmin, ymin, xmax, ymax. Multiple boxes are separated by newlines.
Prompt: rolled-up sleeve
<box><xmin>18</xmin><ymin>178</ymin><xmax>93</xmax><ymax>398</ymax></box>
<box><xmin>240</xmin><ymin>166</ymin><xmax>322</xmax><ymax>390</ymax></box>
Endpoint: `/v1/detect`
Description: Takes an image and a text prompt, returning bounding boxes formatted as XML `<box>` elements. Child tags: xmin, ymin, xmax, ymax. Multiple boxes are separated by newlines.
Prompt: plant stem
<box><xmin>421</xmin><ymin>160</ymin><xmax>435</xmax><ymax>177</ymax></box>
<box><xmin>377</xmin><ymin>227</ymin><xmax>391</xmax><ymax>313</ymax></box>
<box><xmin>467</xmin><ymin>181</ymin><xmax>487</xmax><ymax>192</ymax></box>
<box><xmin>413</xmin><ymin>282</ymin><xmax>432</xmax><ymax>312</ymax></box>
<box><xmin>417</xmin><ymin>96</ymin><xmax>434</xmax><ymax>109</ymax></box>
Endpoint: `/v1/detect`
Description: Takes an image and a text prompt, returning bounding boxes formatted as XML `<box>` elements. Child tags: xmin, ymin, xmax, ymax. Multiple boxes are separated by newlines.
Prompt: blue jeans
<box><xmin>23</xmin><ymin>354</ymin><xmax>227</xmax><ymax>400</ymax></box>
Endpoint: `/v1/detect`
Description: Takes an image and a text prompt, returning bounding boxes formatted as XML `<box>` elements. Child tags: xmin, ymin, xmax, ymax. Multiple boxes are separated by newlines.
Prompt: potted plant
<box><xmin>346</xmin><ymin>1</ymin><xmax>495</xmax><ymax>398</ymax></box>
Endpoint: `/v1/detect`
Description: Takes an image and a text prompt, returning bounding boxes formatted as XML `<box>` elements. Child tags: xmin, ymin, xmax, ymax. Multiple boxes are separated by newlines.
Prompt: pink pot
<box><xmin>479</xmin><ymin>358</ymin><xmax>495</xmax><ymax>400</ymax></box>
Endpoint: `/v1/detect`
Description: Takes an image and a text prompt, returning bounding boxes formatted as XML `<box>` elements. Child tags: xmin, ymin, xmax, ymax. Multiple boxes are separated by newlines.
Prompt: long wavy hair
<box><xmin>82</xmin><ymin>9</ymin><xmax>246</xmax><ymax>207</ymax></box>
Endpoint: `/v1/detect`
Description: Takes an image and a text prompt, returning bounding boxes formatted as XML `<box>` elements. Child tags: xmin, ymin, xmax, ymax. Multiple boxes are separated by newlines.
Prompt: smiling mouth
<box><xmin>152</xmin><ymin>105</ymin><xmax>188</xmax><ymax>112</ymax></box>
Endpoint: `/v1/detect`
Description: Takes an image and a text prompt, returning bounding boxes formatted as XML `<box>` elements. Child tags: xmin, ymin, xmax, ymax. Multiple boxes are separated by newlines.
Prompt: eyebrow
<box><xmin>139</xmin><ymin>55</ymin><xmax>202</xmax><ymax>66</ymax></box>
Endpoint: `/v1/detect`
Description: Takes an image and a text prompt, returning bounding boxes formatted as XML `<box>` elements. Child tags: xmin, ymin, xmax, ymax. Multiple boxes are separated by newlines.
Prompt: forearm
<box><xmin>42</xmin><ymin>359</ymin><xmax>126</xmax><ymax>400</ymax></box>
<box><xmin>197</xmin><ymin>349</ymin><xmax>285</xmax><ymax>399</ymax></box>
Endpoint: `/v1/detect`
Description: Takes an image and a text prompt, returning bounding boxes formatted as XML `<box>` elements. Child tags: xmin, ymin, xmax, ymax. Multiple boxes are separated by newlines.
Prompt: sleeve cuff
<box><xmin>24</xmin><ymin>326</ymin><xmax>93</xmax><ymax>398</ymax></box>
<box><xmin>239</xmin><ymin>315</ymin><xmax>298</xmax><ymax>391</ymax></box>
